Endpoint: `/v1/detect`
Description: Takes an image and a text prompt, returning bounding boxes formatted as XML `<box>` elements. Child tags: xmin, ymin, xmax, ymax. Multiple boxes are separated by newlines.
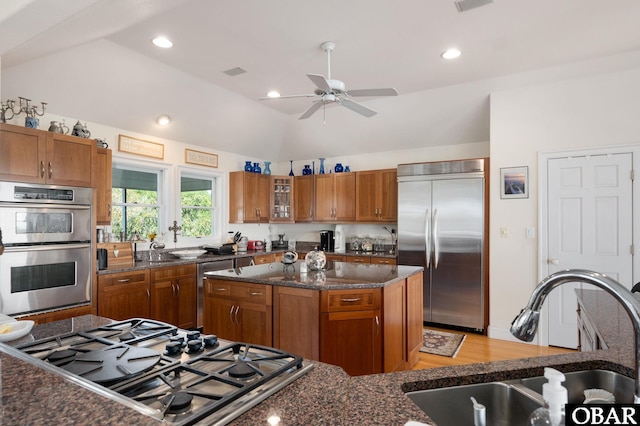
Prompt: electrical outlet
<box><xmin>500</xmin><ymin>227</ymin><xmax>509</xmax><ymax>238</ymax></box>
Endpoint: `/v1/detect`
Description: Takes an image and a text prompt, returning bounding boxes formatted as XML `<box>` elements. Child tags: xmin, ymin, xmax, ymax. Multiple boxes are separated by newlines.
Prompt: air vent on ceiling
<box><xmin>455</xmin><ymin>0</ymin><xmax>492</xmax><ymax>12</ymax></box>
<box><xmin>223</xmin><ymin>67</ymin><xmax>247</xmax><ymax>77</ymax></box>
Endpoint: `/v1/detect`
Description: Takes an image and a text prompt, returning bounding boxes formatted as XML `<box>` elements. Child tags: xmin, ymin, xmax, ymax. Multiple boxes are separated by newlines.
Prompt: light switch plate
<box><xmin>526</xmin><ymin>227</ymin><xmax>536</xmax><ymax>239</ymax></box>
<box><xmin>500</xmin><ymin>227</ymin><xmax>509</xmax><ymax>238</ymax></box>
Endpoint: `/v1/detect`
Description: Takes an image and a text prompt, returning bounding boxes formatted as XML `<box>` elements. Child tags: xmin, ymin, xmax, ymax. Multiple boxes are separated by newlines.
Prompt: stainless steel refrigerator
<box><xmin>397</xmin><ymin>159</ymin><xmax>487</xmax><ymax>331</ymax></box>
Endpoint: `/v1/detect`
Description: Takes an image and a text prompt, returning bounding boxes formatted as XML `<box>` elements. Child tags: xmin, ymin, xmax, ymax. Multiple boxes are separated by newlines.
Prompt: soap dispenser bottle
<box><xmin>528</xmin><ymin>367</ymin><xmax>567</xmax><ymax>426</ymax></box>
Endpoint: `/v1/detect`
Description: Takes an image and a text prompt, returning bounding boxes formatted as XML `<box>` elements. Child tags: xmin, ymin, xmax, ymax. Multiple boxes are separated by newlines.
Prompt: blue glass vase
<box><xmin>244</xmin><ymin>161</ymin><xmax>253</xmax><ymax>172</ymax></box>
<box><xmin>302</xmin><ymin>165</ymin><xmax>312</xmax><ymax>175</ymax></box>
<box><xmin>253</xmin><ymin>162</ymin><xmax>261</xmax><ymax>173</ymax></box>
<box><xmin>263</xmin><ymin>161</ymin><xmax>271</xmax><ymax>175</ymax></box>
<box><xmin>319</xmin><ymin>158</ymin><xmax>325</xmax><ymax>174</ymax></box>
<box><xmin>289</xmin><ymin>160</ymin><xmax>294</xmax><ymax>176</ymax></box>
<box><xmin>334</xmin><ymin>163</ymin><xmax>344</xmax><ymax>173</ymax></box>
<box><xmin>345</xmin><ymin>165</ymin><xmax>350</xmax><ymax>172</ymax></box>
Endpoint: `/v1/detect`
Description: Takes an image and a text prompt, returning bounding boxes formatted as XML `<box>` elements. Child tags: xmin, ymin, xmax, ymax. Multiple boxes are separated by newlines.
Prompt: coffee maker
<box><xmin>320</xmin><ymin>230</ymin><xmax>335</xmax><ymax>251</ymax></box>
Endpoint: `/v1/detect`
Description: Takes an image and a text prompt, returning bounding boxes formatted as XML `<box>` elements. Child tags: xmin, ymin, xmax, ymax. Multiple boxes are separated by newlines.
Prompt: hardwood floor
<box><xmin>413</xmin><ymin>327</ymin><xmax>574</xmax><ymax>370</ymax></box>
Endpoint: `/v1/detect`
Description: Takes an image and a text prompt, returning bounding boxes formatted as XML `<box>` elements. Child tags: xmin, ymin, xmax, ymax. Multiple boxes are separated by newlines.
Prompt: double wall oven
<box><xmin>0</xmin><ymin>181</ymin><xmax>93</xmax><ymax>316</ymax></box>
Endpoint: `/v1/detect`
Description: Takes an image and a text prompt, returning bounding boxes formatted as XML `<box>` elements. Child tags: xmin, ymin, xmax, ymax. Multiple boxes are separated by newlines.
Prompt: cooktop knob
<box><xmin>203</xmin><ymin>335</ymin><xmax>218</xmax><ymax>347</ymax></box>
<box><xmin>187</xmin><ymin>339</ymin><xmax>203</xmax><ymax>353</ymax></box>
<box><xmin>165</xmin><ymin>341</ymin><xmax>183</xmax><ymax>356</ymax></box>
<box><xmin>186</xmin><ymin>331</ymin><xmax>201</xmax><ymax>341</ymax></box>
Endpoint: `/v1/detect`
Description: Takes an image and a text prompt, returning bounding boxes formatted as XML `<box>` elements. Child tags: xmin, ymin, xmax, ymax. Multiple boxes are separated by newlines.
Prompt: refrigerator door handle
<box><xmin>433</xmin><ymin>208</ymin><xmax>439</xmax><ymax>269</ymax></box>
<box><xmin>425</xmin><ymin>209</ymin><xmax>431</xmax><ymax>268</ymax></box>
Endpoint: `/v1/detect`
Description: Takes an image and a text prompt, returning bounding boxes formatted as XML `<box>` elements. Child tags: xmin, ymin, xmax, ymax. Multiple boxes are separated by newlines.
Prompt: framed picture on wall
<box><xmin>500</xmin><ymin>166</ymin><xmax>528</xmax><ymax>199</ymax></box>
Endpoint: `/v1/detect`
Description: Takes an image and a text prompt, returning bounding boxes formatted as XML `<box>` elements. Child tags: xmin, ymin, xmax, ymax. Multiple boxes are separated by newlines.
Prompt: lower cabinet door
<box><xmin>150</xmin><ymin>280</ymin><xmax>176</xmax><ymax>325</ymax></box>
<box><xmin>237</xmin><ymin>302</ymin><xmax>272</xmax><ymax>346</ymax></box>
<box><xmin>320</xmin><ymin>309</ymin><xmax>382</xmax><ymax>376</ymax></box>
<box><xmin>176</xmin><ymin>277</ymin><xmax>197</xmax><ymax>329</ymax></box>
<box><xmin>204</xmin><ymin>297</ymin><xmax>238</xmax><ymax>340</ymax></box>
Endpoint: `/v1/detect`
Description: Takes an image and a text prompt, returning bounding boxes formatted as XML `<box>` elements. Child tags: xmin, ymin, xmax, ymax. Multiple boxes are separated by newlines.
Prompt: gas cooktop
<box><xmin>14</xmin><ymin>318</ymin><xmax>313</xmax><ymax>425</ymax></box>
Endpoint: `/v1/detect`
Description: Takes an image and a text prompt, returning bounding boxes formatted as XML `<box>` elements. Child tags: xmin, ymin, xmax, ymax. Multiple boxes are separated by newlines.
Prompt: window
<box><xmin>111</xmin><ymin>166</ymin><xmax>162</xmax><ymax>239</ymax></box>
<box><xmin>180</xmin><ymin>173</ymin><xmax>215</xmax><ymax>238</ymax></box>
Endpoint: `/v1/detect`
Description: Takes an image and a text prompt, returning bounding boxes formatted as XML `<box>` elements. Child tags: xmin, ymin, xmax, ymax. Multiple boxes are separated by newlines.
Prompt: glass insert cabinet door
<box><xmin>270</xmin><ymin>176</ymin><xmax>294</xmax><ymax>222</ymax></box>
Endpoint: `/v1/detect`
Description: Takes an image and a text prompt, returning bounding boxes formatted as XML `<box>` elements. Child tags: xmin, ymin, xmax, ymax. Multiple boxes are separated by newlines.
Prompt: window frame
<box><xmin>175</xmin><ymin>166</ymin><xmax>223</xmax><ymax>244</ymax></box>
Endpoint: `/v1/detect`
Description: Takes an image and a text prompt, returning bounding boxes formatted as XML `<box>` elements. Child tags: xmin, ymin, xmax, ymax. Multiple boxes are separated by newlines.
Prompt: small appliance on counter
<box><xmin>237</xmin><ymin>236</ymin><xmax>248</xmax><ymax>252</ymax></box>
<box><xmin>320</xmin><ymin>230</ymin><xmax>334</xmax><ymax>251</ymax></box>
<box><xmin>272</xmin><ymin>234</ymin><xmax>288</xmax><ymax>249</ymax></box>
<box><xmin>247</xmin><ymin>240</ymin><xmax>263</xmax><ymax>250</ymax></box>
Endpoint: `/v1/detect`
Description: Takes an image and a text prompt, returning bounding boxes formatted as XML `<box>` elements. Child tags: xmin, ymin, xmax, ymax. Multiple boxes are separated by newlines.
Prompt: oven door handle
<box><xmin>0</xmin><ymin>202</ymin><xmax>91</xmax><ymax>210</ymax></box>
<box><xmin>4</xmin><ymin>243</ymin><xmax>91</xmax><ymax>252</ymax></box>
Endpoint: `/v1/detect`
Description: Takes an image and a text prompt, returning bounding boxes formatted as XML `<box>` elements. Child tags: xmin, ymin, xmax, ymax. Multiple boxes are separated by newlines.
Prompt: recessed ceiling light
<box><xmin>152</xmin><ymin>36</ymin><xmax>173</xmax><ymax>48</ymax></box>
<box><xmin>441</xmin><ymin>48</ymin><xmax>462</xmax><ymax>59</ymax></box>
<box><xmin>267</xmin><ymin>91</ymin><xmax>281</xmax><ymax>98</ymax></box>
<box><xmin>157</xmin><ymin>115</ymin><xmax>171</xmax><ymax>126</ymax></box>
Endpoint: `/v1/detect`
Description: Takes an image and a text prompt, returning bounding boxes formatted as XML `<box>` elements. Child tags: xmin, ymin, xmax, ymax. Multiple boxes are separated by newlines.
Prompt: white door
<box><xmin>547</xmin><ymin>153</ymin><xmax>633</xmax><ymax>348</ymax></box>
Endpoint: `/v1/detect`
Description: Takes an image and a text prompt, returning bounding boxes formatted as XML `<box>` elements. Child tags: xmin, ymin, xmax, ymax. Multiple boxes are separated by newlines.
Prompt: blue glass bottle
<box><xmin>334</xmin><ymin>163</ymin><xmax>344</xmax><ymax>173</ymax></box>
<box><xmin>302</xmin><ymin>165</ymin><xmax>312</xmax><ymax>175</ymax></box>
<box><xmin>319</xmin><ymin>158</ymin><xmax>326</xmax><ymax>174</ymax></box>
<box><xmin>253</xmin><ymin>162</ymin><xmax>261</xmax><ymax>173</ymax></box>
<box><xmin>244</xmin><ymin>161</ymin><xmax>253</xmax><ymax>172</ymax></box>
<box><xmin>289</xmin><ymin>160</ymin><xmax>294</xmax><ymax>176</ymax></box>
<box><xmin>263</xmin><ymin>161</ymin><xmax>271</xmax><ymax>175</ymax></box>
<box><xmin>345</xmin><ymin>165</ymin><xmax>351</xmax><ymax>172</ymax></box>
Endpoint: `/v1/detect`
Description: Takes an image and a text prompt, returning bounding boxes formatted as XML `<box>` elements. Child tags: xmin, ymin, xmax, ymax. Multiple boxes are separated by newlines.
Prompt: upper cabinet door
<box><xmin>356</xmin><ymin>169</ymin><xmax>397</xmax><ymax>222</ymax></box>
<box><xmin>46</xmin><ymin>133</ymin><xmax>95</xmax><ymax>187</ymax></box>
<box><xmin>0</xmin><ymin>123</ymin><xmax>46</xmax><ymax>183</ymax></box>
<box><xmin>294</xmin><ymin>175</ymin><xmax>314</xmax><ymax>222</ymax></box>
<box><xmin>229</xmin><ymin>171</ymin><xmax>270</xmax><ymax>223</ymax></box>
<box><xmin>333</xmin><ymin>173</ymin><xmax>356</xmax><ymax>221</ymax></box>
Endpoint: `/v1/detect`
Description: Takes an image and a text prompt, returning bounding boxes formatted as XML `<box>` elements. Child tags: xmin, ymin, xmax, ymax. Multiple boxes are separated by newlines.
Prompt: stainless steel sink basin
<box><xmin>406</xmin><ymin>369</ymin><xmax>634</xmax><ymax>424</ymax></box>
<box><xmin>520</xmin><ymin>369</ymin><xmax>634</xmax><ymax>403</ymax></box>
<box><xmin>406</xmin><ymin>381</ymin><xmax>543</xmax><ymax>426</ymax></box>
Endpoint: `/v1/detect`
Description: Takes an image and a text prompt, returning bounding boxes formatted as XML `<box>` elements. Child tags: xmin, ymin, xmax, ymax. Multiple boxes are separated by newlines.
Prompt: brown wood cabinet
<box><xmin>95</xmin><ymin>147</ymin><xmax>112</xmax><ymax>225</ymax></box>
<box><xmin>356</xmin><ymin>169</ymin><xmax>397</xmax><ymax>222</ymax></box>
<box><xmin>314</xmin><ymin>173</ymin><xmax>356</xmax><ymax>222</ymax></box>
<box><xmin>270</xmin><ymin>175</ymin><xmax>294</xmax><ymax>222</ymax></box>
<box><xmin>97</xmin><ymin>270</ymin><xmax>150</xmax><ymax>320</ymax></box>
<box><xmin>203</xmin><ymin>279</ymin><xmax>272</xmax><ymax>346</ymax></box>
<box><xmin>253</xmin><ymin>253</ymin><xmax>276</xmax><ymax>265</ymax></box>
<box><xmin>0</xmin><ymin>123</ymin><xmax>95</xmax><ymax>187</ymax></box>
<box><xmin>273</xmin><ymin>286</ymin><xmax>320</xmax><ymax>360</ymax></box>
<box><xmin>348</xmin><ymin>255</ymin><xmax>371</xmax><ymax>264</ymax></box>
<box><xmin>294</xmin><ymin>175</ymin><xmax>314</xmax><ymax>222</ymax></box>
<box><xmin>229</xmin><ymin>171</ymin><xmax>270</xmax><ymax>223</ymax></box>
<box><xmin>382</xmin><ymin>280</ymin><xmax>406</xmax><ymax>372</ymax></box>
<box><xmin>320</xmin><ymin>288</ymin><xmax>382</xmax><ymax>376</ymax></box>
<box><xmin>406</xmin><ymin>272</ymin><xmax>424</xmax><ymax>367</ymax></box>
<box><xmin>19</xmin><ymin>305</ymin><xmax>94</xmax><ymax>326</ymax></box>
<box><xmin>370</xmin><ymin>257</ymin><xmax>397</xmax><ymax>265</ymax></box>
<box><xmin>150</xmin><ymin>264</ymin><xmax>197</xmax><ymax>329</ymax></box>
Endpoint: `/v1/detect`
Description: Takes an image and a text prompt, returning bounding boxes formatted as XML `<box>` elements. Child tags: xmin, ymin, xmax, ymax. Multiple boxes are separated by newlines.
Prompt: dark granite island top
<box><xmin>204</xmin><ymin>260</ymin><xmax>422</xmax><ymax>290</ymax></box>
<box><xmin>0</xmin><ymin>289</ymin><xmax>636</xmax><ymax>425</ymax></box>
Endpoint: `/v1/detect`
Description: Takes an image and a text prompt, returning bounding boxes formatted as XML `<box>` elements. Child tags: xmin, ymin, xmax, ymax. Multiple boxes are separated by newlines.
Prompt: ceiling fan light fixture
<box><xmin>152</xmin><ymin>36</ymin><xmax>173</xmax><ymax>49</ymax></box>
<box><xmin>441</xmin><ymin>48</ymin><xmax>462</xmax><ymax>59</ymax></box>
<box><xmin>267</xmin><ymin>91</ymin><xmax>281</xmax><ymax>98</ymax></box>
<box><xmin>156</xmin><ymin>115</ymin><xmax>171</xmax><ymax>126</ymax></box>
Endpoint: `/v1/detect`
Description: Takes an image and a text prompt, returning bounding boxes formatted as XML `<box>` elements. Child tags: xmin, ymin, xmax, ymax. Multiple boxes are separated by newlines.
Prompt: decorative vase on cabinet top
<box><xmin>302</xmin><ymin>165</ymin><xmax>312</xmax><ymax>175</ymax></box>
<box><xmin>253</xmin><ymin>162</ymin><xmax>261</xmax><ymax>173</ymax></box>
<box><xmin>244</xmin><ymin>161</ymin><xmax>253</xmax><ymax>172</ymax></box>
<box><xmin>289</xmin><ymin>160</ymin><xmax>294</xmax><ymax>176</ymax></box>
<box><xmin>319</xmin><ymin>158</ymin><xmax>326</xmax><ymax>174</ymax></box>
<box><xmin>334</xmin><ymin>163</ymin><xmax>344</xmax><ymax>173</ymax></box>
<box><xmin>263</xmin><ymin>161</ymin><xmax>271</xmax><ymax>175</ymax></box>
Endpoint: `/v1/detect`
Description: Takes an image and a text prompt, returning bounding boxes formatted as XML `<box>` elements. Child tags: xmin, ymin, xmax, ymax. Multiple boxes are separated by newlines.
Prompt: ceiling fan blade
<box><xmin>259</xmin><ymin>94</ymin><xmax>317</xmax><ymax>100</ymax></box>
<box><xmin>346</xmin><ymin>88</ymin><xmax>398</xmax><ymax>97</ymax></box>
<box><xmin>299</xmin><ymin>101</ymin><xmax>323</xmax><ymax>120</ymax></box>
<box><xmin>307</xmin><ymin>73</ymin><xmax>332</xmax><ymax>92</ymax></box>
<box><xmin>339</xmin><ymin>98</ymin><xmax>377</xmax><ymax>117</ymax></box>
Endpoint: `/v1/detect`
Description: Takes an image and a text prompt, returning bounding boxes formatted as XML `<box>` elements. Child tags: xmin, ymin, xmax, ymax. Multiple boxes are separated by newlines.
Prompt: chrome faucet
<box><xmin>510</xmin><ymin>269</ymin><xmax>640</xmax><ymax>403</ymax></box>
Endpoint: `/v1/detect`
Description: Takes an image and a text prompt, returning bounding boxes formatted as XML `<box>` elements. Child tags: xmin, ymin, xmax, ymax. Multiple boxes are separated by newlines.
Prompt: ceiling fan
<box><xmin>260</xmin><ymin>41</ymin><xmax>398</xmax><ymax>120</ymax></box>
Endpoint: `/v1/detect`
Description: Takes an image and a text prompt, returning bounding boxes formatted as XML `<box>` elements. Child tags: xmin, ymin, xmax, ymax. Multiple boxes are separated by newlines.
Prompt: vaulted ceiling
<box><xmin>2</xmin><ymin>0</ymin><xmax>640</xmax><ymax>160</ymax></box>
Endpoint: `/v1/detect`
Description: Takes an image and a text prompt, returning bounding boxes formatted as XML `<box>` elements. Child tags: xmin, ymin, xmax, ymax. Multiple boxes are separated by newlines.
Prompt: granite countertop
<box><xmin>1</xmin><ymin>290</ymin><xmax>633</xmax><ymax>425</ymax></box>
<box><xmin>97</xmin><ymin>245</ymin><xmax>396</xmax><ymax>275</ymax></box>
<box><xmin>204</xmin><ymin>261</ymin><xmax>422</xmax><ymax>290</ymax></box>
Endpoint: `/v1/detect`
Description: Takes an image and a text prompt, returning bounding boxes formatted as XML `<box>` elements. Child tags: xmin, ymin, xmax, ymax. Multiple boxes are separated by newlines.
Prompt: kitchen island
<box><xmin>0</xmin><ymin>290</ymin><xmax>635</xmax><ymax>425</ymax></box>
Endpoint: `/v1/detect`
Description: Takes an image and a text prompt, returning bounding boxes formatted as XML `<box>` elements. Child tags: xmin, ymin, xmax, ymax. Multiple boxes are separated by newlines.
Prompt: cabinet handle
<box><xmin>40</xmin><ymin>161</ymin><xmax>45</xmax><ymax>178</ymax></box>
<box><xmin>248</xmin><ymin>291</ymin><xmax>262</xmax><ymax>296</ymax></box>
<box><xmin>378</xmin><ymin>260</ymin><xmax>390</xmax><ymax>264</ymax></box>
<box><xmin>108</xmin><ymin>203</ymin><xmax>111</xmax><ymax>217</ymax></box>
<box><xmin>146</xmin><ymin>288</ymin><xmax>150</xmax><ymax>300</ymax></box>
<box><xmin>48</xmin><ymin>162</ymin><xmax>52</xmax><ymax>179</ymax></box>
<box><xmin>214</xmin><ymin>287</ymin><xmax>226</xmax><ymax>291</ymax></box>
<box><xmin>234</xmin><ymin>305</ymin><xmax>240</xmax><ymax>324</ymax></box>
<box><xmin>229</xmin><ymin>305</ymin><xmax>235</xmax><ymax>324</ymax></box>
<box><xmin>340</xmin><ymin>297</ymin><xmax>362</xmax><ymax>303</ymax></box>
<box><xmin>175</xmin><ymin>282</ymin><xmax>180</xmax><ymax>298</ymax></box>
<box><xmin>375</xmin><ymin>315</ymin><xmax>380</xmax><ymax>336</ymax></box>
<box><xmin>116</xmin><ymin>279</ymin><xmax>131</xmax><ymax>283</ymax></box>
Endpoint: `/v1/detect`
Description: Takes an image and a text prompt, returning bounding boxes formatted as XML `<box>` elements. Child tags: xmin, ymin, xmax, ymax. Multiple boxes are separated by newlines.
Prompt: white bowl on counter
<box><xmin>171</xmin><ymin>249</ymin><xmax>207</xmax><ymax>260</ymax></box>
<box><xmin>0</xmin><ymin>315</ymin><xmax>35</xmax><ymax>342</ymax></box>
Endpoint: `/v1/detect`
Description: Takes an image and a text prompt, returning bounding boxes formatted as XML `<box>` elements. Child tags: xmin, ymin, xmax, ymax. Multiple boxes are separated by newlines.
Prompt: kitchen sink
<box><xmin>520</xmin><ymin>369</ymin><xmax>634</xmax><ymax>404</ymax></box>
<box><xmin>406</xmin><ymin>369</ymin><xmax>634</xmax><ymax>425</ymax></box>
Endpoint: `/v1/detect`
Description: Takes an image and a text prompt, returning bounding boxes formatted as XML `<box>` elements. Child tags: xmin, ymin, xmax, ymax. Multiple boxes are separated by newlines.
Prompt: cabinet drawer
<box><xmin>100</xmin><ymin>270</ymin><xmax>149</xmax><ymax>287</ymax></box>
<box><xmin>370</xmin><ymin>257</ymin><xmax>397</xmax><ymax>265</ymax></box>
<box><xmin>321</xmin><ymin>289</ymin><xmax>381</xmax><ymax>312</ymax></box>
<box><xmin>253</xmin><ymin>254</ymin><xmax>275</xmax><ymax>264</ymax></box>
<box><xmin>348</xmin><ymin>256</ymin><xmax>370</xmax><ymax>264</ymax></box>
<box><xmin>231</xmin><ymin>282</ymin><xmax>271</xmax><ymax>304</ymax></box>
<box><xmin>326</xmin><ymin>254</ymin><xmax>346</xmax><ymax>262</ymax></box>
<box><xmin>205</xmin><ymin>281</ymin><xmax>231</xmax><ymax>297</ymax></box>
<box><xmin>151</xmin><ymin>263</ymin><xmax>196</xmax><ymax>281</ymax></box>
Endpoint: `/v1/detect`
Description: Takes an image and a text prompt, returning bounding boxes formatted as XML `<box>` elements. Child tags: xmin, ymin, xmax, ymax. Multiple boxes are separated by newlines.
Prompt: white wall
<box><xmin>489</xmin><ymin>66</ymin><xmax>640</xmax><ymax>342</ymax></box>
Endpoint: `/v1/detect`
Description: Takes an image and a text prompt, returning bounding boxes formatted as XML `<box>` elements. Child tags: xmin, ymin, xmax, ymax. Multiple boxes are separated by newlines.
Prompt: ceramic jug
<box><xmin>72</xmin><ymin>120</ymin><xmax>91</xmax><ymax>138</ymax></box>
<box><xmin>48</xmin><ymin>121</ymin><xmax>69</xmax><ymax>134</ymax></box>
<box><xmin>282</xmin><ymin>251</ymin><xmax>298</xmax><ymax>264</ymax></box>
